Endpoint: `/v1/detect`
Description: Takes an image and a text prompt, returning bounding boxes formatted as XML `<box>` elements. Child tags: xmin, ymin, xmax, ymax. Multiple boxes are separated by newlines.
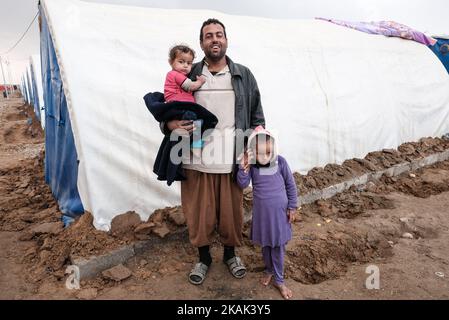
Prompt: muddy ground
<box><xmin>0</xmin><ymin>96</ymin><xmax>448</xmax><ymax>300</ymax></box>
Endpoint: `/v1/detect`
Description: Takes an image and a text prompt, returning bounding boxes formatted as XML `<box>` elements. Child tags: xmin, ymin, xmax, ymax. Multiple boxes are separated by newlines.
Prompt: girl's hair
<box><xmin>169</xmin><ymin>45</ymin><xmax>196</xmax><ymax>62</ymax></box>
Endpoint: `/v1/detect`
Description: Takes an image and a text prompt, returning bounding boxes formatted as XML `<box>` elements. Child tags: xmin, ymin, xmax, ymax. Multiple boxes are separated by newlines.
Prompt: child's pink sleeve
<box><xmin>169</xmin><ymin>70</ymin><xmax>188</xmax><ymax>86</ymax></box>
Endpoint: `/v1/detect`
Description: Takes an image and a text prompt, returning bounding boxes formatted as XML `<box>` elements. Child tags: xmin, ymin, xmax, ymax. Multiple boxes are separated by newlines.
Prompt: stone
<box><xmin>102</xmin><ymin>264</ymin><xmax>132</xmax><ymax>282</ymax></box>
<box><xmin>135</xmin><ymin>233</ymin><xmax>151</xmax><ymax>240</ymax></box>
<box><xmin>401</xmin><ymin>232</ymin><xmax>414</xmax><ymax>239</ymax></box>
<box><xmin>110</xmin><ymin>211</ymin><xmax>141</xmax><ymax>236</ymax></box>
<box><xmin>354</xmin><ymin>158</ymin><xmax>377</xmax><ymax>171</ymax></box>
<box><xmin>382</xmin><ymin>148</ymin><xmax>398</xmax><ymax>155</ymax></box>
<box><xmin>152</xmin><ymin>224</ymin><xmax>170</xmax><ymax>238</ymax></box>
<box><xmin>168</xmin><ymin>209</ymin><xmax>186</xmax><ymax>226</ymax></box>
<box><xmin>31</xmin><ymin>222</ymin><xmax>63</xmax><ymax>236</ymax></box>
<box><xmin>134</xmin><ymin>222</ymin><xmax>155</xmax><ymax>234</ymax></box>
<box><xmin>18</xmin><ymin>231</ymin><xmax>34</xmax><ymax>241</ymax></box>
<box><xmin>139</xmin><ymin>259</ymin><xmax>148</xmax><ymax>267</ymax></box>
<box><xmin>76</xmin><ymin>288</ymin><xmax>98</xmax><ymax>300</ymax></box>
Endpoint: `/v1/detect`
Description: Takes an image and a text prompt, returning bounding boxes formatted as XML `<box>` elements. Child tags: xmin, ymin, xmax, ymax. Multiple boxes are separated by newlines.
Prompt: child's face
<box><xmin>255</xmin><ymin>137</ymin><xmax>274</xmax><ymax>165</ymax></box>
<box><xmin>170</xmin><ymin>52</ymin><xmax>194</xmax><ymax>75</ymax></box>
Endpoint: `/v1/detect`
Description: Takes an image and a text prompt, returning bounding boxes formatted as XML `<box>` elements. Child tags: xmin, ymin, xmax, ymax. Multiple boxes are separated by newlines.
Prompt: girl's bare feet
<box><xmin>273</xmin><ymin>282</ymin><xmax>293</xmax><ymax>299</ymax></box>
<box><xmin>260</xmin><ymin>273</ymin><xmax>272</xmax><ymax>286</ymax></box>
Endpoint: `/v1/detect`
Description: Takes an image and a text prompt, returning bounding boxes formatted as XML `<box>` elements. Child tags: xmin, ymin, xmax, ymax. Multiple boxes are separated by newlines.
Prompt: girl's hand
<box><xmin>239</xmin><ymin>149</ymin><xmax>254</xmax><ymax>173</ymax></box>
<box><xmin>287</xmin><ymin>208</ymin><xmax>296</xmax><ymax>223</ymax></box>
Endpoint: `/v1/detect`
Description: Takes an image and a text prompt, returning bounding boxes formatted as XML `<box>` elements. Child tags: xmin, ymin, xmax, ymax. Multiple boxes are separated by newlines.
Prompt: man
<box><xmin>161</xmin><ymin>18</ymin><xmax>265</xmax><ymax>284</ymax></box>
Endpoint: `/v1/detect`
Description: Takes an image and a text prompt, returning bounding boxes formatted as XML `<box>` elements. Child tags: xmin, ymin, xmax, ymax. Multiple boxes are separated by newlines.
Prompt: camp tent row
<box><xmin>39</xmin><ymin>0</ymin><xmax>449</xmax><ymax>230</ymax></box>
<box><xmin>20</xmin><ymin>55</ymin><xmax>45</xmax><ymax>129</ymax></box>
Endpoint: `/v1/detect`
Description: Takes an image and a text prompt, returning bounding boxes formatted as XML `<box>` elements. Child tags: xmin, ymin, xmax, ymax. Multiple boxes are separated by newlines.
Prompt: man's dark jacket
<box><xmin>160</xmin><ymin>56</ymin><xmax>266</xmax><ymax>180</ymax></box>
<box><xmin>144</xmin><ymin>92</ymin><xmax>218</xmax><ymax>185</ymax></box>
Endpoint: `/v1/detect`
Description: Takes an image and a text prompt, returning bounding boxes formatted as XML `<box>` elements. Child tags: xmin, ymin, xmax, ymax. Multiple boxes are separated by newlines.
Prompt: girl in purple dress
<box><xmin>237</xmin><ymin>125</ymin><xmax>298</xmax><ymax>299</ymax></box>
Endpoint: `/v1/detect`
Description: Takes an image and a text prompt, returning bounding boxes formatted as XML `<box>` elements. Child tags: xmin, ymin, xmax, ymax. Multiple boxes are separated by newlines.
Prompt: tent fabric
<box><xmin>23</xmin><ymin>75</ymin><xmax>30</xmax><ymax>104</ymax></box>
<box><xmin>29</xmin><ymin>57</ymin><xmax>41</xmax><ymax>123</ymax></box>
<box><xmin>25</xmin><ymin>67</ymin><xmax>34</xmax><ymax>107</ymax></box>
<box><xmin>40</xmin><ymin>5</ymin><xmax>84</xmax><ymax>218</ymax></box>
<box><xmin>429</xmin><ymin>38</ymin><xmax>449</xmax><ymax>73</ymax></box>
<box><xmin>30</xmin><ymin>54</ymin><xmax>46</xmax><ymax>128</ymax></box>
<box><xmin>20</xmin><ymin>77</ymin><xmax>26</xmax><ymax>103</ymax></box>
<box><xmin>41</xmin><ymin>0</ymin><xmax>449</xmax><ymax>230</ymax></box>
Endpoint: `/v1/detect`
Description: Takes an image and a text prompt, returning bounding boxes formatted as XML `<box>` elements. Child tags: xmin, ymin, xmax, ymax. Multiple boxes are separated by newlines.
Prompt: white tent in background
<box><xmin>30</xmin><ymin>55</ymin><xmax>45</xmax><ymax>128</ymax></box>
<box><xmin>40</xmin><ymin>0</ymin><xmax>449</xmax><ymax>230</ymax></box>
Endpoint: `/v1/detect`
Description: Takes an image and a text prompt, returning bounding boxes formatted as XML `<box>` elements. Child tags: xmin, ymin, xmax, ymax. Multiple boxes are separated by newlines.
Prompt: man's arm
<box><xmin>248</xmin><ymin>70</ymin><xmax>265</xmax><ymax>128</ymax></box>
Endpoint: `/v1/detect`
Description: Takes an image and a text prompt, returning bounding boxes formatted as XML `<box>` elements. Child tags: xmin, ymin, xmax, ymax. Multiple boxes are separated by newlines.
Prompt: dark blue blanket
<box><xmin>143</xmin><ymin>92</ymin><xmax>218</xmax><ymax>185</ymax></box>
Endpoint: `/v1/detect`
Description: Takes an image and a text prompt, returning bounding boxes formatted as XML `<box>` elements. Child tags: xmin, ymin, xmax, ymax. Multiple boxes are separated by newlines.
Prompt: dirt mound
<box><xmin>294</xmin><ymin>136</ymin><xmax>449</xmax><ymax>194</ymax></box>
<box><xmin>302</xmin><ymin>189</ymin><xmax>396</xmax><ymax>219</ymax></box>
<box><xmin>1</xmin><ymin>104</ymin><xmax>44</xmax><ymax>144</ymax></box>
<box><xmin>0</xmin><ymin>154</ymin><xmax>59</xmax><ymax>232</ymax></box>
<box><xmin>285</xmin><ymin>226</ymin><xmax>392</xmax><ymax>284</ymax></box>
<box><xmin>375</xmin><ymin>160</ymin><xmax>449</xmax><ymax>198</ymax></box>
<box><xmin>25</xmin><ymin>212</ymin><xmax>123</xmax><ymax>278</ymax></box>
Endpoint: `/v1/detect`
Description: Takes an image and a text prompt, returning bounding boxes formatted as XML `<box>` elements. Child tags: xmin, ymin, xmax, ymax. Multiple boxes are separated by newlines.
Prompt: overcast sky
<box><xmin>1</xmin><ymin>0</ymin><xmax>448</xmax><ymax>83</ymax></box>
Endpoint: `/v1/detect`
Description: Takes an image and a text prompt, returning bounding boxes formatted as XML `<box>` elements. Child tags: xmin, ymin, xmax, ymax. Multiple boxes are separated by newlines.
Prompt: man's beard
<box><xmin>205</xmin><ymin>45</ymin><xmax>227</xmax><ymax>62</ymax></box>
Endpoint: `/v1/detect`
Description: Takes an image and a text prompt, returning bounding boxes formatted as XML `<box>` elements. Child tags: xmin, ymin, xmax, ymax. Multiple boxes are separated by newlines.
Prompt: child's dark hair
<box><xmin>168</xmin><ymin>45</ymin><xmax>196</xmax><ymax>62</ymax></box>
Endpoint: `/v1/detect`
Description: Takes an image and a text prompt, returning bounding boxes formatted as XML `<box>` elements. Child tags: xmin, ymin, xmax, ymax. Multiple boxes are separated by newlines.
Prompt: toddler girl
<box><xmin>237</xmin><ymin>126</ymin><xmax>298</xmax><ymax>299</ymax></box>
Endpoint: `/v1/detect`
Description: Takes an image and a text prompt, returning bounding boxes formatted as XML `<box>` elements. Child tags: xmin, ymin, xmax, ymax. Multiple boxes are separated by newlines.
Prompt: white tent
<box><xmin>41</xmin><ymin>0</ymin><xmax>449</xmax><ymax>230</ymax></box>
<box><xmin>30</xmin><ymin>54</ymin><xmax>45</xmax><ymax>129</ymax></box>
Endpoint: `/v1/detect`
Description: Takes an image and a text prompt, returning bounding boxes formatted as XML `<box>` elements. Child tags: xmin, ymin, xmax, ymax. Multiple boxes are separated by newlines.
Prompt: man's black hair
<box><xmin>199</xmin><ymin>18</ymin><xmax>227</xmax><ymax>41</ymax></box>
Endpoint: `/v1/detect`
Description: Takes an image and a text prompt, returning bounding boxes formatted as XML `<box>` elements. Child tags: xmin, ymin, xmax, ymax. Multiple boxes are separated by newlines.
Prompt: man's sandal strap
<box><xmin>225</xmin><ymin>256</ymin><xmax>247</xmax><ymax>279</ymax></box>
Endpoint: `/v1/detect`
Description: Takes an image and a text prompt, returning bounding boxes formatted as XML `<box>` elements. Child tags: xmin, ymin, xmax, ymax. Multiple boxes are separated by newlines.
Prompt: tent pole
<box><xmin>0</xmin><ymin>56</ymin><xmax>9</xmax><ymax>99</ymax></box>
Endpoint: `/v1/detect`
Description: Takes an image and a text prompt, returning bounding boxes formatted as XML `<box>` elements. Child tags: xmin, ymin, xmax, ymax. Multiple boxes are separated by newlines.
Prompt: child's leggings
<box><xmin>262</xmin><ymin>245</ymin><xmax>285</xmax><ymax>285</ymax></box>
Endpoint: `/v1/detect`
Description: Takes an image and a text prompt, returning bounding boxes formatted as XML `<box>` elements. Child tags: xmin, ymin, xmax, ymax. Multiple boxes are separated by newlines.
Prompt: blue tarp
<box><xmin>429</xmin><ymin>38</ymin><xmax>449</xmax><ymax>74</ymax></box>
<box><xmin>40</xmin><ymin>6</ymin><xmax>84</xmax><ymax>217</ymax></box>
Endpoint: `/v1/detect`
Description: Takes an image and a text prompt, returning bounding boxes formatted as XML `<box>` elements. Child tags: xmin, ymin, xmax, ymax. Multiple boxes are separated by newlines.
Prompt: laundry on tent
<box><xmin>316</xmin><ymin>18</ymin><xmax>437</xmax><ymax>46</ymax></box>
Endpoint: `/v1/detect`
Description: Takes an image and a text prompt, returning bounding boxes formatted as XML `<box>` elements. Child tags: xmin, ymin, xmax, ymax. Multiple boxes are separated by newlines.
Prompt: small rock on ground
<box><xmin>102</xmin><ymin>264</ymin><xmax>132</xmax><ymax>282</ymax></box>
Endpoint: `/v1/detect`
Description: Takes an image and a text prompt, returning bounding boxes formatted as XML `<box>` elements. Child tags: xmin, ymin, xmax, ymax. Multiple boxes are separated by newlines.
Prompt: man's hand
<box><xmin>167</xmin><ymin>120</ymin><xmax>195</xmax><ymax>136</ymax></box>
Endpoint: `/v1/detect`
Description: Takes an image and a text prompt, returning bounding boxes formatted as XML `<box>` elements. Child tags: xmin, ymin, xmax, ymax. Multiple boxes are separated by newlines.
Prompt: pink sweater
<box><xmin>164</xmin><ymin>70</ymin><xmax>195</xmax><ymax>103</ymax></box>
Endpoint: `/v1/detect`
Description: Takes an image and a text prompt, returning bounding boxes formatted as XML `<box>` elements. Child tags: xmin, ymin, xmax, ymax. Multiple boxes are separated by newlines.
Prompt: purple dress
<box><xmin>237</xmin><ymin>155</ymin><xmax>298</xmax><ymax>247</ymax></box>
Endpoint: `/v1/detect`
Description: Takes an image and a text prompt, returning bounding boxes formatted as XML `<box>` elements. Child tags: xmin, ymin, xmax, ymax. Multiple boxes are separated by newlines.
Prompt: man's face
<box><xmin>200</xmin><ymin>23</ymin><xmax>228</xmax><ymax>62</ymax></box>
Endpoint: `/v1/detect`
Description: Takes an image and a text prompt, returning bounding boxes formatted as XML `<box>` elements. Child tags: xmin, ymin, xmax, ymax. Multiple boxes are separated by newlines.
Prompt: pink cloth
<box><xmin>317</xmin><ymin>18</ymin><xmax>437</xmax><ymax>46</ymax></box>
<box><xmin>164</xmin><ymin>70</ymin><xmax>195</xmax><ymax>103</ymax></box>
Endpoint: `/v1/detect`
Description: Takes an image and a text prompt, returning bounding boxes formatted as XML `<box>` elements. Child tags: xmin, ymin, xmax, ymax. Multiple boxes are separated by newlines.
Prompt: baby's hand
<box><xmin>196</xmin><ymin>75</ymin><xmax>206</xmax><ymax>85</ymax></box>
